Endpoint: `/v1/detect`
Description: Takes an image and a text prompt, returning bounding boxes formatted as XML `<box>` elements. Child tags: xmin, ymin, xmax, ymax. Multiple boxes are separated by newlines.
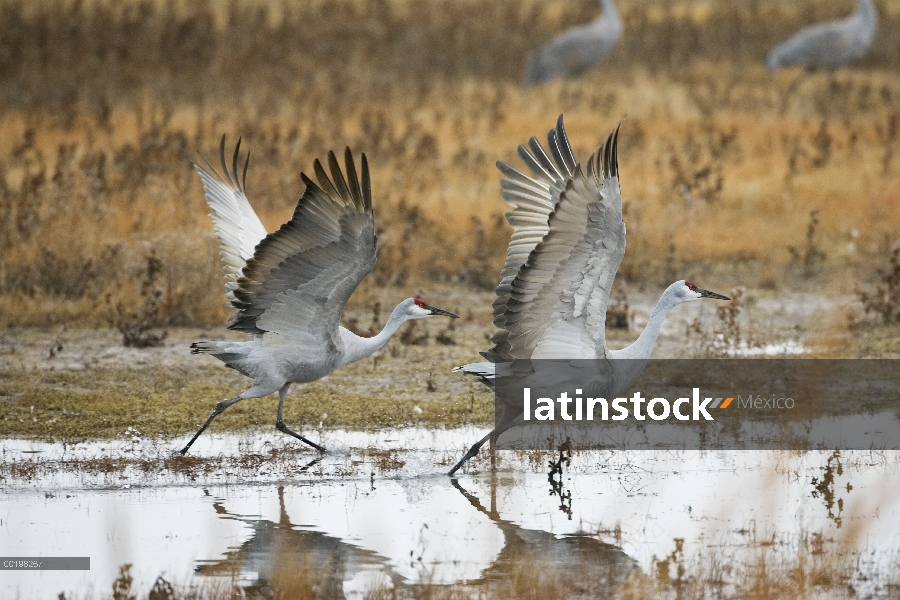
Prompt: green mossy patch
<box><xmin>0</xmin><ymin>366</ymin><xmax>493</xmax><ymax>441</ymax></box>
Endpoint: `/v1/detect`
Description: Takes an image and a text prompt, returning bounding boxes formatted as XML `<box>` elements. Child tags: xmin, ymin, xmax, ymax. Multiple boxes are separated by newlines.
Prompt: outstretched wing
<box><xmin>486</xmin><ymin>123</ymin><xmax>625</xmax><ymax>361</ymax></box>
<box><xmin>486</xmin><ymin>115</ymin><xmax>576</xmax><ymax>359</ymax></box>
<box><xmin>229</xmin><ymin>149</ymin><xmax>376</xmax><ymax>356</ymax></box>
<box><xmin>194</xmin><ymin>136</ymin><xmax>269</xmax><ymax>306</ymax></box>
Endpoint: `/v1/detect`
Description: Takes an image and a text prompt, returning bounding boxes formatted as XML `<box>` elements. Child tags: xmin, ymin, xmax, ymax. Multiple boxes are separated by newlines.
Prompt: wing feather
<box><xmin>483</xmin><ymin>116</ymin><xmax>576</xmax><ymax>360</ymax></box>
<box><xmin>194</xmin><ymin>136</ymin><xmax>269</xmax><ymax>305</ymax></box>
<box><xmin>486</xmin><ymin>122</ymin><xmax>625</xmax><ymax>361</ymax></box>
<box><xmin>488</xmin><ymin>116</ymin><xmax>577</xmax><ymax>339</ymax></box>
<box><xmin>228</xmin><ymin>149</ymin><xmax>377</xmax><ymax>353</ymax></box>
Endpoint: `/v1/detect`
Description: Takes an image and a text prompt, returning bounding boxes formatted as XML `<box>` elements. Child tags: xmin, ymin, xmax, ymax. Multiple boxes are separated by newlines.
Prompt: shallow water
<box><xmin>2</xmin><ymin>429</ymin><xmax>899</xmax><ymax>598</ymax></box>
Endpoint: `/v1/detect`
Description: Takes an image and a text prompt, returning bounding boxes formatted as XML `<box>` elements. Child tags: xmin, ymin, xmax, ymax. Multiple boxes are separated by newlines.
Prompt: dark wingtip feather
<box><xmin>360</xmin><ymin>153</ymin><xmax>372</xmax><ymax>211</ymax></box>
<box><xmin>196</xmin><ymin>135</ymin><xmax>250</xmax><ymax>192</ymax></box>
<box><xmin>219</xmin><ymin>134</ymin><xmax>234</xmax><ymax>187</ymax></box>
<box><xmin>610</xmin><ymin>122</ymin><xmax>621</xmax><ymax>178</ymax></box>
<box><xmin>343</xmin><ymin>147</ymin><xmax>363</xmax><ymax>208</ymax></box>
<box><xmin>547</xmin><ymin>115</ymin><xmax>563</xmax><ymax>157</ymax></box>
<box><xmin>300</xmin><ymin>171</ymin><xmax>317</xmax><ymax>191</ymax></box>
<box><xmin>556</xmin><ymin>114</ymin><xmax>576</xmax><ymax>173</ymax></box>
<box><xmin>547</xmin><ymin>113</ymin><xmax>576</xmax><ymax>177</ymax></box>
<box><xmin>606</xmin><ymin>119</ymin><xmax>623</xmax><ymax>179</ymax></box>
<box><xmin>311</xmin><ymin>158</ymin><xmax>337</xmax><ymax>198</ymax></box>
<box><xmin>591</xmin><ymin>120</ymin><xmax>623</xmax><ymax>181</ymax></box>
<box><xmin>232</xmin><ymin>137</ymin><xmax>242</xmax><ymax>191</ymax></box>
<box><xmin>242</xmin><ymin>150</ymin><xmax>250</xmax><ymax>192</ymax></box>
<box><xmin>327</xmin><ymin>150</ymin><xmax>352</xmax><ymax>201</ymax></box>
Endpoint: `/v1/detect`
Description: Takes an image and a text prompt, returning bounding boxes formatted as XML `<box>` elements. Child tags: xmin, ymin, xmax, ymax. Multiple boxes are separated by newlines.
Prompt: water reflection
<box><xmin>810</xmin><ymin>450</ymin><xmax>851</xmax><ymax>528</ymax></box>
<box><xmin>196</xmin><ymin>485</ymin><xmax>402</xmax><ymax>598</ymax></box>
<box><xmin>547</xmin><ymin>444</ymin><xmax>574</xmax><ymax>518</ymax></box>
<box><xmin>450</xmin><ymin>476</ymin><xmax>640</xmax><ymax>593</ymax></box>
<box><xmin>196</xmin><ymin>476</ymin><xmax>642</xmax><ymax>597</ymax></box>
<box><xmin>3</xmin><ymin>438</ymin><xmax>898</xmax><ymax>598</ymax></box>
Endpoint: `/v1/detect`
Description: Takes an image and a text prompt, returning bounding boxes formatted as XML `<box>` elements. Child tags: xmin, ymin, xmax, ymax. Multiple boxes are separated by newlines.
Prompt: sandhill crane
<box><xmin>180</xmin><ymin>139</ymin><xmax>458</xmax><ymax>456</ymax></box>
<box><xmin>525</xmin><ymin>0</ymin><xmax>622</xmax><ymax>87</ymax></box>
<box><xmin>448</xmin><ymin>117</ymin><xmax>729</xmax><ymax>476</ymax></box>
<box><xmin>767</xmin><ymin>0</ymin><xmax>877</xmax><ymax>71</ymax></box>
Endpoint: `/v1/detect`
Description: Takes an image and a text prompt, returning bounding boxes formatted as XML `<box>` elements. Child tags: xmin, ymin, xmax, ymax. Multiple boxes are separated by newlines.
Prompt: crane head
<box><xmin>680</xmin><ymin>280</ymin><xmax>730</xmax><ymax>302</ymax></box>
<box><xmin>403</xmin><ymin>297</ymin><xmax>459</xmax><ymax>319</ymax></box>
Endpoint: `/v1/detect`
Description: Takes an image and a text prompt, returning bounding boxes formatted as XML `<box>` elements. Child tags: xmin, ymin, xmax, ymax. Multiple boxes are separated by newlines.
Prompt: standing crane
<box><xmin>524</xmin><ymin>0</ymin><xmax>622</xmax><ymax>86</ymax></box>
<box><xmin>767</xmin><ymin>0</ymin><xmax>877</xmax><ymax>71</ymax></box>
<box><xmin>448</xmin><ymin>116</ymin><xmax>730</xmax><ymax>476</ymax></box>
<box><xmin>180</xmin><ymin>139</ymin><xmax>458</xmax><ymax>456</ymax></box>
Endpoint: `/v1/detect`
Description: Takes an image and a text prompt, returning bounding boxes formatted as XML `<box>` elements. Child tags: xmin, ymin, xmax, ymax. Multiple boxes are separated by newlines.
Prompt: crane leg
<box><xmin>275</xmin><ymin>384</ymin><xmax>327</xmax><ymax>453</ymax></box>
<box><xmin>448</xmin><ymin>407</ymin><xmax>521</xmax><ymax>476</ymax></box>
<box><xmin>180</xmin><ymin>395</ymin><xmax>245</xmax><ymax>455</ymax></box>
<box><xmin>448</xmin><ymin>429</ymin><xmax>493</xmax><ymax>476</ymax></box>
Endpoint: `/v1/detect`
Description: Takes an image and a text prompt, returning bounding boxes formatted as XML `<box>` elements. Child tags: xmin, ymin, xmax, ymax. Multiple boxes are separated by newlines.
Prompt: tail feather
<box><xmin>453</xmin><ymin>361</ymin><xmax>496</xmax><ymax>388</ymax></box>
<box><xmin>190</xmin><ymin>341</ymin><xmax>227</xmax><ymax>355</ymax></box>
<box><xmin>190</xmin><ymin>340</ymin><xmax>250</xmax><ymax>375</ymax></box>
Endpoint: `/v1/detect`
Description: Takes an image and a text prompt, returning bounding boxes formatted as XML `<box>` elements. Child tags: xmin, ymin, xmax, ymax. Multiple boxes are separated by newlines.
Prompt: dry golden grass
<box><xmin>2</xmin><ymin>0</ymin><xmax>900</xmax><ymax>333</ymax></box>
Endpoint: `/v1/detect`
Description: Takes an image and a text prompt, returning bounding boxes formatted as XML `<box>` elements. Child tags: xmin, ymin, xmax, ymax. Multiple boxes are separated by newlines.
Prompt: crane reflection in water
<box><xmin>194</xmin><ymin>476</ymin><xmax>642</xmax><ymax>597</ymax></box>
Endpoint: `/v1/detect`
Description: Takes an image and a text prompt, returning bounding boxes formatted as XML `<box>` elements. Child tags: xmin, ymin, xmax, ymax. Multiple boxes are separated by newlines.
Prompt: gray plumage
<box><xmin>181</xmin><ymin>138</ymin><xmax>458</xmax><ymax>456</ymax></box>
<box><xmin>448</xmin><ymin>117</ymin><xmax>730</xmax><ymax>475</ymax></box>
<box><xmin>525</xmin><ymin>0</ymin><xmax>622</xmax><ymax>86</ymax></box>
<box><xmin>483</xmin><ymin>115</ymin><xmax>624</xmax><ymax>362</ymax></box>
<box><xmin>767</xmin><ymin>0</ymin><xmax>877</xmax><ymax>71</ymax></box>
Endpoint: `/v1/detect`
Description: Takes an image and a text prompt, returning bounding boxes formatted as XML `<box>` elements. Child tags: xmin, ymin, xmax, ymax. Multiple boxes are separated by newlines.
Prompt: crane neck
<box><xmin>608</xmin><ymin>289</ymin><xmax>678</xmax><ymax>361</ymax></box>
<box><xmin>340</xmin><ymin>302</ymin><xmax>412</xmax><ymax>366</ymax></box>
<box><xmin>856</xmin><ymin>0</ymin><xmax>876</xmax><ymax>24</ymax></box>
<box><xmin>600</xmin><ymin>0</ymin><xmax>621</xmax><ymax>26</ymax></box>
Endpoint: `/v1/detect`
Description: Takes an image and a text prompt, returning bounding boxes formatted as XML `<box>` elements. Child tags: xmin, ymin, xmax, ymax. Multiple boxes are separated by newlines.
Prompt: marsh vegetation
<box><xmin>2</xmin><ymin>2</ymin><xmax>900</xmax><ymax>597</ymax></box>
<box><xmin>0</xmin><ymin>0</ymin><xmax>898</xmax><ymax>335</ymax></box>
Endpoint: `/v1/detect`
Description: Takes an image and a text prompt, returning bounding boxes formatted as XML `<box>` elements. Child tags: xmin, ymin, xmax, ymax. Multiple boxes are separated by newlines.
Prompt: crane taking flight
<box><xmin>767</xmin><ymin>0</ymin><xmax>876</xmax><ymax>71</ymax></box>
<box><xmin>449</xmin><ymin>117</ymin><xmax>729</xmax><ymax>475</ymax></box>
<box><xmin>180</xmin><ymin>139</ymin><xmax>457</xmax><ymax>456</ymax></box>
<box><xmin>525</xmin><ymin>0</ymin><xmax>622</xmax><ymax>86</ymax></box>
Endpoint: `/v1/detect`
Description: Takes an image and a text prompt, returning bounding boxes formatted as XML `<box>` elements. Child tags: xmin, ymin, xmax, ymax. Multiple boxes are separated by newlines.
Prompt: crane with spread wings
<box><xmin>449</xmin><ymin>117</ymin><xmax>729</xmax><ymax>475</ymax></box>
<box><xmin>180</xmin><ymin>139</ymin><xmax>457</xmax><ymax>456</ymax></box>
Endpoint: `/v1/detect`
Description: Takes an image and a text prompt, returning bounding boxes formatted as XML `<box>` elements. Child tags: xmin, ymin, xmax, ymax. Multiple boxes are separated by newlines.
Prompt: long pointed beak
<box><xmin>427</xmin><ymin>305</ymin><xmax>459</xmax><ymax>318</ymax></box>
<box><xmin>698</xmin><ymin>288</ymin><xmax>730</xmax><ymax>301</ymax></box>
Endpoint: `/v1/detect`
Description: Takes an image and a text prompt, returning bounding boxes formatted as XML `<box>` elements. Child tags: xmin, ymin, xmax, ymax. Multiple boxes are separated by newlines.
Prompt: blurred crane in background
<box><xmin>449</xmin><ymin>117</ymin><xmax>730</xmax><ymax>476</ymax></box>
<box><xmin>180</xmin><ymin>139</ymin><xmax>458</xmax><ymax>456</ymax></box>
<box><xmin>524</xmin><ymin>0</ymin><xmax>622</xmax><ymax>86</ymax></box>
<box><xmin>767</xmin><ymin>0</ymin><xmax>876</xmax><ymax>71</ymax></box>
